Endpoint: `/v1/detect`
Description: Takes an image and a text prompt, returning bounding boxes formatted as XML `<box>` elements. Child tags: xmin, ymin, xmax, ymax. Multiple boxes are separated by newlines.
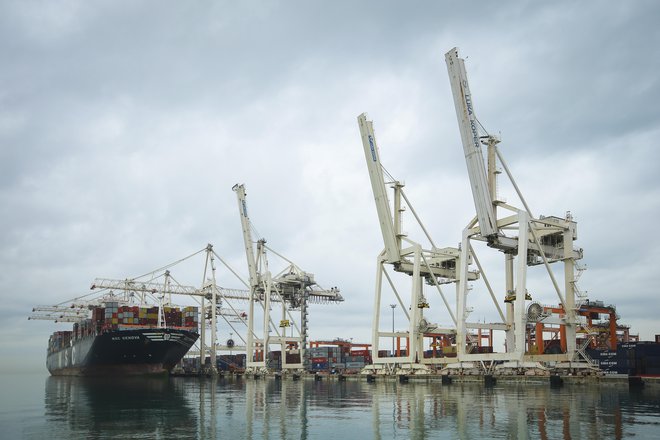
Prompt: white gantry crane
<box><xmin>445</xmin><ymin>47</ymin><xmax>585</xmax><ymax>364</ymax></box>
<box><xmin>357</xmin><ymin>114</ymin><xmax>478</xmax><ymax>374</ymax></box>
<box><xmin>232</xmin><ymin>183</ymin><xmax>343</xmax><ymax>374</ymax></box>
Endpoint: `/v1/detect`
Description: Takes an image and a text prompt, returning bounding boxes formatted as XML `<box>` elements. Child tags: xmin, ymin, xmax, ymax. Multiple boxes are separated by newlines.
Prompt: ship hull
<box><xmin>47</xmin><ymin>328</ymin><xmax>198</xmax><ymax>376</ymax></box>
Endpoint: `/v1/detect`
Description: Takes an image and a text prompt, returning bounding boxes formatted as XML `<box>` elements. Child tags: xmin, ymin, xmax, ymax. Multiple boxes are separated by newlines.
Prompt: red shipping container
<box><xmin>350</xmin><ymin>350</ymin><xmax>370</xmax><ymax>357</ymax></box>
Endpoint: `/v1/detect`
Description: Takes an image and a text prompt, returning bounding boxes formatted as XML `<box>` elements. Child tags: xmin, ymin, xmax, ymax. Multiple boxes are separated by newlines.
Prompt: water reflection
<box><xmin>45</xmin><ymin>376</ymin><xmax>197</xmax><ymax>439</ymax></box>
<box><xmin>43</xmin><ymin>376</ymin><xmax>660</xmax><ymax>439</ymax></box>
<box><xmin>367</xmin><ymin>381</ymin><xmax>660</xmax><ymax>440</ymax></box>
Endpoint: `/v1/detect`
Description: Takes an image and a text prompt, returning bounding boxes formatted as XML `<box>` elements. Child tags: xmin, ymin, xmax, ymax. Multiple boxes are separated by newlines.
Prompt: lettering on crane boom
<box><xmin>470</xmin><ymin>120</ymin><xmax>480</xmax><ymax>150</ymax></box>
<box><xmin>463</xmin><ymin>80</ymin><xmax>473</xmax><ymax>115</ymax></box>
<box><xmin>463</xmin><ymin>88</ymin><xmax>480</xmax><ymax>151</ymax></box>
<box><xmin>368</xmin><ymin>135</ymin><xmax>377</xmax><ymax>162</ymax></box>
<box><xmin>241</xmin><ymin>200</ymin><xmax>248</xmax><ymax>217</ymax></box>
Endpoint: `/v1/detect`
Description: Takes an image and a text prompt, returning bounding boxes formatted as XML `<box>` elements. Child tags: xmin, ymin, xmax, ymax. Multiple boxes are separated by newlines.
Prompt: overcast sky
<box><xmin>1</xmin><ymin>1</ymin><xmax>659</xmax><ymax>373</ymax></box>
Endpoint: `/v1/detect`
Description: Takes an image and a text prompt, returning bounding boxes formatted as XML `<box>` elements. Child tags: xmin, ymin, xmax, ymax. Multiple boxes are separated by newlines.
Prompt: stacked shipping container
<box><xmin>308</xmin><ymin>346</ymin><xmax>371</xmax><ymax>372</ymax></box>
<box><xmin>101</xmin><ymin>304</ymin><xmax>198</xmax><ymax>331</ymax></box>
<box><xmin>181</xmin><ymin>354</ymin><xmax>247</xmax><ymax>373</ymax></box>
<box><xmin>47</xmin><ymin>303</ymin><xmax>200</xmax><ymax>354</ymax></box>
<box><xmin>47</xmin><ymin>331</ymin><xmax>73</xmax><ymax>354</ymax></box>
<box><xmin>587</xmin><ymin>341</ymin><xmax>660</xmax><ymax>376</ymax></box>
<box><xmin>183</xmin><ymin>306</ymin><xmax>199</xmax><ymax>328</ymax></box>
<box><xmin>217</xmin><ymin>354</ymin><xmax>246</xmax><ymax>371</ymax></box>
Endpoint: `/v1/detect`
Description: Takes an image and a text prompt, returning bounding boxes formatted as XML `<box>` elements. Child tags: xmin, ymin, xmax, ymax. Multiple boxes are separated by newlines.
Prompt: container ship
<box><xmin>45</xmin><ymin>302</ymin><xmax>199</xmax><ymax>376</ymax></box>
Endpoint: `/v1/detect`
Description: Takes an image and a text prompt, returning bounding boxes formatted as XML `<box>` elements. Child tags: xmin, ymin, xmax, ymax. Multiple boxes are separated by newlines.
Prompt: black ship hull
<box><xmin>47</xmin><ymin>328</ymin><xmax>198</xmax><ymax>376</ymax></box>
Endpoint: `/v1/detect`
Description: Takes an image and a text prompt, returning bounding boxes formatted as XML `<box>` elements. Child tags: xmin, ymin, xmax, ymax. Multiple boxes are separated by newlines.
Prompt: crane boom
<box><xmin>232</xmin><ymin>184</ymin><xmax>260</xmax><ymax>288</ymax></box>
<box><xmin>29</xmin><ymin>305</ymin><xmax>91</xmax><ymax>322</ymax></box>
<box><xmin>91</xmin><ymin>278</ymin><xmax>252</xmax><ymax>301</ymax></box>
<box><xmin>357</xmin><ymin>113</ymin><xmax>400</xmax><ymax>263</ymax></box>
<box><xmin>445</xmin><ymin>47</ymin><xmax>498</xmax><ymax>238</ymax></box>
<box><xmin>28</xmin><ymin>315</ymin><xmax>85</xmax><ymax>323</ymax></box>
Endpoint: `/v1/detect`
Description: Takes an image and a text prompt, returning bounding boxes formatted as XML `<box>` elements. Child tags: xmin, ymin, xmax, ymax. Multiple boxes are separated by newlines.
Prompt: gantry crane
<box><xmin>232</xmin><ymin>183</ymin><xmax>343</xmax><ymax>373</ymax></box>
<box><xmin>445</xmin><ymin>47</ymin><xmax>585</xmax><ymax>364</ymax></box>
<box><xmin>357</xmin><ymin>114</ymin><xmax>478</xmax><ymax>374</ymax></box>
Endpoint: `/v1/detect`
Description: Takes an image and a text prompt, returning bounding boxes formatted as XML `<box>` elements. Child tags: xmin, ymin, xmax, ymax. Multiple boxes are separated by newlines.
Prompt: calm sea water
<box><xmin>1</xmin><ymin>372</ymin><xmax>659</xmax><ymax>439</ymax></box>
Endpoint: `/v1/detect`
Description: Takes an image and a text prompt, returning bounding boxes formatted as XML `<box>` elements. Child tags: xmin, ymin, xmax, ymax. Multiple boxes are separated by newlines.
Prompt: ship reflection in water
<box><xmin>44</xmin><ymin>376</ymin><xmax>197</xmax><ymax>437</ymax></box>
<box><xmin>43</xmin><ymin>377</ymin><xmax>660</xmax><ymax>439</ymax></box>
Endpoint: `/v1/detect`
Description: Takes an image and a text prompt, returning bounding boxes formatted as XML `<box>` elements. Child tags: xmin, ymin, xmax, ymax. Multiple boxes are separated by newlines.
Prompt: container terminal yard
<box><xmin>30</xmin><ymin>48</ymin><xmax>659</xmax><ymax>385</ymax></box>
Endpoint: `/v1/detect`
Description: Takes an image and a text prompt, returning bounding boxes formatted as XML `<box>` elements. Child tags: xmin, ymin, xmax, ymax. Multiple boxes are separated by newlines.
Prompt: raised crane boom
<box><xmin>357</xmin><ymin>114</ymin><xmax>400</xmax><ymax>264</ymax></box>
<box><xmin>232</xmin><ymin>184</ymin><xmax>260</xmax><ymax>288</ymax></box>
<box><xmin>445</xmin><ymin>47</ymin><xmax>498</xmax><ymax>238</ymax></box>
